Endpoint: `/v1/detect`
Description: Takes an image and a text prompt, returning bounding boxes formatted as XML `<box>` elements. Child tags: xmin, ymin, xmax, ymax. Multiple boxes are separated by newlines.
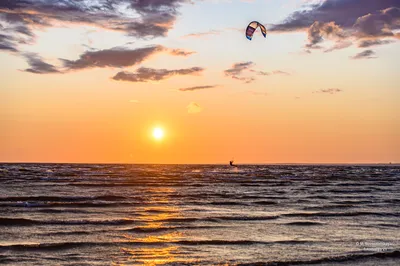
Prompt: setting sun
<box><xmin>152</xmin><ymin>127</ymin><xmax>164</xmax><ymax>140</ymax></box>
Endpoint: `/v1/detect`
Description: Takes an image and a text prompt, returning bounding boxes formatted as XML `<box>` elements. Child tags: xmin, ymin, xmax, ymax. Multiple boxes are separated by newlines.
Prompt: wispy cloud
<box><xmin>313</xmin><ymin>88</ymin><xmax>343</xmax><ymax>94</ymax></box>
<box><xmin>224</xmin><ymin>62</ymin><xmax>257</xmax><ymax>83</ymax></box>
<box><xmin>182</xmin><ymin>27</ymin><xmax>242</xmax><ymax>39</ymax></box>
<box><xmin>187</xmin><ymin>102</ymin><xmax>203</xmax><ymax>114</ymax></box>
<box><xmin>182</xmin><ymin>30</ymin><xmax>222</xmax><ymax>38</ymax></box>
<box><xmin>112</xmin><ymin>67</ymin><xmax>204</xmax><ymax>83</ymax></box>
<box><xmin>357</xmin><ymin>39</ymin><xmax>395</xmax><ymax>48</ymax></box>
<box><xmin>0</xmin><ymin>34</ymin><xmax>19</xmax><ymax>52</ymax></box>
<box><xmin>169</xmin><ymin>49</ymin><xmax>196</xmax><ymax>56</ymax></box>
<box><xmin>324</xmin><ymin>41</ymin><xmax>353</xmax><ymax>53</ymax></box>
<box><xmin>272</xmin><ymin>70</ymin><xmax>291</xmax><ymax>75</ymax></box>
<box><xmin>225</xmin><ymin>62</ymin><xmax>254</xmax><ymax>77</ymax></box>
<box><xmin>224</xmin><ymin>62</ymin><xmax>290</xmax><ymax>83</ymax></box>
<box><xmin>22</xmin><ymin>53</ymin><xmax>60</xmax><ymax>74</ymax></box>
<box><xmin>179</xmin><ymin>85</ymin><xmax>218</xmax><ymax>92</ymax></box>
<box><xmin>350</xmin><ymin>50</ymin><xmax>377</xmax><ymax>60</ymax></box>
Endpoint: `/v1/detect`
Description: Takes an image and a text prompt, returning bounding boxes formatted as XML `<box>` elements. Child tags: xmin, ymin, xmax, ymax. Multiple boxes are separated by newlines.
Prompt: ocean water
<box><xmin>0</xmin><ymin>164</ymin><xmax>399</xmax><ymax>266</ymax></box>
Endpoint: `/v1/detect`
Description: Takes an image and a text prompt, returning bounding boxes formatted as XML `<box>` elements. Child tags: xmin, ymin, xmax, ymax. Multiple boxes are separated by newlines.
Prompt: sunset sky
<box><xmin>1</xmin><ymin>0</ymin><xmax>399</xmax><ymax>164</ymax></box>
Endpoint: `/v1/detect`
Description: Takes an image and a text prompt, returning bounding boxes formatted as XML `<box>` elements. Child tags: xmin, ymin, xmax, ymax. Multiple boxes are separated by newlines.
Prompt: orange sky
<box><xmin>1</xmin><ymin>0</ymin><xmax>399</xmax><ymax>164</ymax></box>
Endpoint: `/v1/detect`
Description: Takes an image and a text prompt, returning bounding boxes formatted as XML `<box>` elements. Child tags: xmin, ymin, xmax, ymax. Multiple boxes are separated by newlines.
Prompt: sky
<box><xmin>0</xmin><ymin>0</ymin><xmax>399</xmax><ymax>164</ymax></box>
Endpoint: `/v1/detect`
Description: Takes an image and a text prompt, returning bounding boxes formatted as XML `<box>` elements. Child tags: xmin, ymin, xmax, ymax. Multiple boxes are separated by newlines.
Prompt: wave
<box><xmin>0</xmin><ymin>242</ymin><xmax>108</xmax><ymax>251</ymax></box>
<box><xmin>0</xmin><ymin>218</ymin><xmax>41</xmax><ymax>226</ymax></box>
<box><xmin>237</xmin><ymin>250</ymin><xmax>400</xmax><ymax>265</ymax></box>
<box><xmin>334</xmin><ymin>200</ymin><xmax>374</xmax><ymax>205</ymax></box>
<box><xmin>0</xmin><ymin>195</ymin><xmax>128</xmax><ymax>202</ymax></box>
<box><xmin>327</xmin><ymin>189</ymin><xmax>373</xmax><ymax>193</ymax></box>
<box><xmin>38</xmin><ymin>231</ymin><xmax>93</xmax><ymax>236</ymax></box>
<box><xmin>0</xmin><ymin>239</ymin><xmax>315</xmax><ymax>252</ymax></box>
<box><xmin>0</xmin><ymin>217</ymin><xmax>138</xmax><ymax>226</ymax></box>
<box><xmin>284</xmin><ymin>221</ymin><xmax>324</xmax><ymax>226</ymax></box>
<box><xmin>239</xmin><ymin>196</ymin><xmax>287</xmax><ymax>200</ymax></box>
<box><xmin>252</xmin><ymin>200</ymin><xmax>278</xmax><ymax>205</ymax></box>
<box><xmin>1</xmin><ymin>202</ymin><xmax>131</xmax><ymax>208</ymax></box>
<box><xmin>282</xmin><ymin>211</ymin><xmax>400</xmax><ymax>218</ymax></box>
<box><xmin>159</xmin><ymin>215</ymin><xmax>280</xmax><ymax>223</ymax></box>
<box><xmin>302</xmin><ymin>202</ymin><xmax>365</xmax><ymax>210</ymax></box>
<box><xmin>209</xmin><ymin>201</ymin><xmax>244</xmax><ymax>206</ymax></box>
<box><xmin>175</xmin><ymin>240</ymin><xmax>312</xmax><ymax>246</ymax></box>
<box><xmin>0</xmin><ymin>257</ymin><xmax>14</xmax><ymax>264</ymax></box>
<box><xmin>120</xmin><ymin>225</ymin><xmax>227</xmax><ymax>233</ymax></box>
<box><xmin>375</xmin><ymin>223</ymin><xmax>400</xmax><ymax>228</ymax></box>
<box><xmin>35</xmin><ymin>209</ymin><xmax>93</xmax><ymax>214</ymax></box>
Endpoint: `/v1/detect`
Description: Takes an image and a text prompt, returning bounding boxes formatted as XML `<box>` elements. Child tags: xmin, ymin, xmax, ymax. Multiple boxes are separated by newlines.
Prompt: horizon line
<box><xmin>0</xmin><ymin>161</ymin><xmax>398</xmax><ymax>166</ymax></box>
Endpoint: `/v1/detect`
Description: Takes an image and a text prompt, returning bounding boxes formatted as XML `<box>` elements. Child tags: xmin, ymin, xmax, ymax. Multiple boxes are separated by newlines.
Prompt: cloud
<box><xmin>224</xmin><ymin>62</ymin><xmax>255</xmax><ymax>83</ymax></box>
<box><xmin>182</xmin><ymin>30</ymin><xmax>221</xmax><ymax>38</ymax></box>
<box><xmin>169</xmin><ymin>48</ymin><xmax>196</xmax><ymax>56</ymax></box>
<box><xmin>358</xmin><ymin>39</ymin><xmax>395</xmax><ymax>47</ymax></box>
<box><xmin>186</xmin><ymin>102</ymin><xmax>203</xmax><ymax>114</ymax></box>
<box><xmin>249</xmin><ymin>69</ymin><xmax>270</xmax><ymax>76</ymax></box>
<box><xmin>272</xmin><ymin>70</ymin><xmax>290</xmax><ymax>75</ymax></box>
<box><xmin>182</xmin><ymin>28</ymin><xmax>242</xmax><ymax>39</ymax></box>
<box><xmin>269</xmin><ymin>0</ymin><xmax>400</xmax><ymax>52</ymax></box>
<box><xmin>0</xmin><ymin>34</ymin><xmax>19</xmax><ymax>52</ymax></box>
<box><xmin>350</xmin><ymin>49</ymin><xmax>377</xmax><ymax>60</ymax></box>
<box><xmin>179</xmin><ymin>85</ymin><xmax>218</xmax><ymax>91</ymax></box>
<box><xmin>129</xmin><ymin>99</ymin><xmax>139</xmax><ymax>103</ymax></box>
<box><xmin>354</xmin><ymin>7</ymin><xmax>400</xmax><ymax>39</ymax></box>
<box><xmin>313</xmin><ymin>88</ymin><xmax>342</xmax><ymax>94</ymax></box>
<box><xmin>324</xmin><ymin>41</ymin><xmax>353</xmax><ymax>53</ymax></box>
<box><xmin>0</xmin><ymin>0</ymin><xmax>191</xmax><ymax>56</ymax></box>
<box><xmin>61</xmin><ymin>45</ymin><xmax>165</xmax><ymax>70</ymax></box>
<box><xmin>225</xmin><ymin>61</ymin><xmax>254</xmax><ymax>76</ymax></box>
<box><xmin>60</xmin><ymin>45</ymin><xmax>195</xmax><ymax>72</ymax></box>
<box><xmin>224</xmin><ymin>62</ymin><xmax>290</xmax><ymax>83</ymax></box>
<box><xmin>270</xmin><ymin>0</ymin><xmax>399</xmax><ymax>31</ymax></box>
<box><xmin>112</xmin><ymin>67</ymin><xmax>204</xmax><ymax>83</ymax></box>
<box><xmin>19</xmin><ymin>45</ymin><xmax>195</xmax><ymax>74</ymax></box>
<box><xmin>22</xmin><ymin>52</ymin><xmax>60</xmax><ymax>74</ymax></box>
<box><xmin>10</xmin><ymin>43</ymin><xmax>195</xmax><ymax>75</ymax></box>
<box><xmin>306</xmin><ymin>21</ymin><xmax>347</xmax><ymax>49</ymax></box>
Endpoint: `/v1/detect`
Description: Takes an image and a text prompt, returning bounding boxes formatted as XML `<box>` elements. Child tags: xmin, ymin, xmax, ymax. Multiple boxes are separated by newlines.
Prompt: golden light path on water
<box><xmin>112</xmin><ymin>187</ymin><xmax>198</xmax><ymax>265</ymax></box>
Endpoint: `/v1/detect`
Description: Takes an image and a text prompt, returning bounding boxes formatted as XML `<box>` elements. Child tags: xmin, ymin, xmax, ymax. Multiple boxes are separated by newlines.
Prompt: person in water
<box><xmin>230</xmin><ymin>160</ymin><xmax>237</xmax><ymax>167</ymax></box>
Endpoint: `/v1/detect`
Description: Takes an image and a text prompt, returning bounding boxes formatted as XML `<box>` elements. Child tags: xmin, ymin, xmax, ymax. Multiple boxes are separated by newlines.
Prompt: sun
<box><xmin>152</xmin><ymin>127</ymin><xmax>164</xmax><ymax>140</ymax></box>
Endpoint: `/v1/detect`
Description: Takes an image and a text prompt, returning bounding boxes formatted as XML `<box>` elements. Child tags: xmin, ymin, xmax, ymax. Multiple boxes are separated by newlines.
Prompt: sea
<box><xmin>0</xmin><ymin>163</ymin><xmax>399</xmax><ymax>265</ymax></box>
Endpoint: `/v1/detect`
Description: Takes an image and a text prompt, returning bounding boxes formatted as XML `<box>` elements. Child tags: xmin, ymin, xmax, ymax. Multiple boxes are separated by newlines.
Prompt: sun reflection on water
<box><xmin>112</xmin><ymin>186</ymin><xmax>196</xmax><ymax>265</ymax></box>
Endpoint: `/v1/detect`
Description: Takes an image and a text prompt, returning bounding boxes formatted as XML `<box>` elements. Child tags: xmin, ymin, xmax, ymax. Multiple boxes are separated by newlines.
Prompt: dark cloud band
<box><xmin>269</xmin><ymin>0</ymin><xmax>400</xmax><ymax>54</ymax></box>
<box><xmin>0</xmin><ymin>0</ymin><xmax>190</xmax><ymax>55</ymax></box>
<box><xmin>179</xmin><ymin>85</ymin><xmax>218</xmax><ymax>91</ymax></box>
<box><xmin>112</xmin><ymin>66</ymin><xmax>204</xmax><ymax>83</ymax></box>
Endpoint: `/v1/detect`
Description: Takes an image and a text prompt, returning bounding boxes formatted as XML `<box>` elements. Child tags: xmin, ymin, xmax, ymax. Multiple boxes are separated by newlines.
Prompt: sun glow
<box><xmin>152</xmin><ymin>127</ymin><xmax>164</xmax><ymax>140</ymax></box>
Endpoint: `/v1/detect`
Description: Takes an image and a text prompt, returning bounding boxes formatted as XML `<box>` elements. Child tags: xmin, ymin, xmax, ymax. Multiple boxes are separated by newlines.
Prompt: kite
<box><xmin>245</xmin><ymin>21</ymin><xmax>267</xmax><ymax>40</ymax></box>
